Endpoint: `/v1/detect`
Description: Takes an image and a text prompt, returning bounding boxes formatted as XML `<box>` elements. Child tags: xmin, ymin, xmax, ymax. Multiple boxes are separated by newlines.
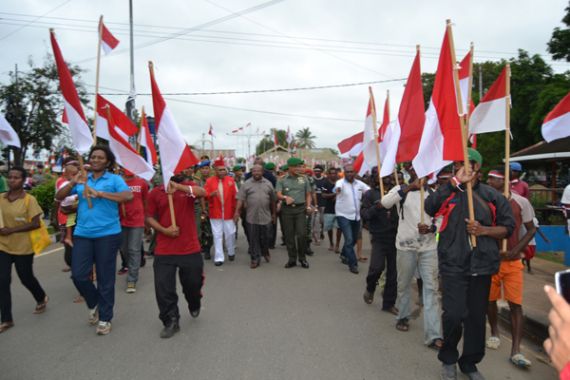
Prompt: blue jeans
<box><xmin>336</xmin><ymin>216</ymin><xmax>359</xmax><ymax>268</ymax></box>
<box><xmin>71</xmin><ymin>233</ymin><xmax>122</xmax><ymax>322</ymax></box>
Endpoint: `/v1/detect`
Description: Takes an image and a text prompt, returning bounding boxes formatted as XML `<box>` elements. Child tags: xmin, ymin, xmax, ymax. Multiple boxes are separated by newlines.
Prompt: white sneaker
<box><xmin>96</xmin><ymin>321</ymin><xmax>111</xmax><ymax>335</ymax></box>
<box><xmin>88</xmin><ymin>307</ymin><xmax>99</xmax><ymax>326</ymax></box>
<box><xmin>486</xmin><ymin>336</ymin><xmax>500</xmax><ymax>350</ymax></box>
<box><xmin>126</xmin><ymin>282</ymin><xmax>136</xmax><ymax>294</ymax></box>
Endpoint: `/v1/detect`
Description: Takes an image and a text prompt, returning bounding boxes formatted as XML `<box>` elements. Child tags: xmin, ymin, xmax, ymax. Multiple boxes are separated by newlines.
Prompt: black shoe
<box><xmin>160</xmin><ymin>320</ymin><xmax>180</xmax><ymax>339</ymax></box>
<box><xmin>214</xmin><ymin>261</ymin><xmax>223</xmax><ymax>267</ymax></box>
<box><xmin>306</xmin><ymin>250</ymin><xmax>314</xmax><ymax>257</ymax></box>
<box><xmin>190</xmin><ymin>308</ymin><xmax>200</xmax><ymax>318</ymax></box>
<box><xmin>228</xmin><ymin>255</ymin><xmax>235</xmax><ymax>262</ymax></box>
<box><xmin>340</xmin><ymin>256</ymin><xmax>348</xmax><ymax>265</ymax></box>
<box><xmin>284</xmin><ymin>262</ymin><xmax>297</xmax><ymax>268</ymax></box>
<box><xmin>203</xmin><ymin>251</ymin><xmax>211</xmax><ymax>260</ymax></box>
<box><xmin>299</xmin><ymin>260</ymin><xmax>309</xmax><ymax>269</ymax></box>
<box><xmin>349</xmin><ymin>266</ymin><xmax>359</xmax><ymax>274</ymax></box>
<box><xmin>140</xmin><ymin>255</ymin><xmax>147</xmax><ymax>267</ymax></box>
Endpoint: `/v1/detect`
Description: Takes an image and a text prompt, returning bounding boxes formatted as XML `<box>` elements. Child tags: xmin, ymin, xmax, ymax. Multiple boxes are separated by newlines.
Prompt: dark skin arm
<box><xmin>501</xmin><ymin>220</ymin><xmax>536</xmax><ymax>260</ymax></box>
<box><xmin>465</xmin><ymin>219</ymin><xmax>508</xmax><ymax>240</ymax></box>
<box><xmin>145</xmin><ymin>216</ymin><xmax>179</xmax><ymax>238</ymax></box>
<box><xmin>0</xmin><ymin>214</ymin><xmax>41</xmax><ymax>235</ymax></box>
<box><xmin>234</xmin><ymin>200</ymin><xmax>244</xmax><ymax>223</ymax></box>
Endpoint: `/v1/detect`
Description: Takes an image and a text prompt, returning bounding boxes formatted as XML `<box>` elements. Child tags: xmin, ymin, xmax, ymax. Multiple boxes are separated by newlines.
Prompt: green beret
<box><xmin>264</xmin><ymin>162</ymin><xmax>276</xmax><ymax>170</ymax></box>
<box><xmin>467</xmin><ymin>148</ymin><xmax>483</xmax><ymax>165</ymax></box>
<box><xmin>279</xmin><ymin>165</ymin><xmax>288</xmax><ymax>171</ymax></box>
<box><xmin>232</xmin><ymin>165</ymin><xmax>242</xmax><ymax>172</ymax></box>
<box><xmin>287</xmin><ymin>157</ymin><xmax>304</xmax><ymax>167</ymax></box>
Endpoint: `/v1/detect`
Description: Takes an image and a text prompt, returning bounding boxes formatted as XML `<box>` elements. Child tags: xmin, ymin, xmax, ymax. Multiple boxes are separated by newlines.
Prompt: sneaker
<box><xmin>363</xmin><ymin>290</ymin><xmax>374</xmax><ymax>304</ymax></box>
<box><xmin>486</xmin><ymin>336</ymin><xmax>500</xmax><ymax>350</ymax></box>
<box><xmin>88</xmin><ymin>307</ymin><xmax>99</xmax><ymax>326</ymax></box>
<box><xmin>228</xmin><ymin>255</ymin><xmax>235</xmax><ymax>262</ymax></box>
<box><xmin>126</xmin><ymin>282</ymin><xmax>136</xmax><ymax>294</ymax></box>
<box><xmin>510</xmin><ymin>353</ymin><xmax>532</xmax><ymax>368</ymax></box>
<box><xmin>160</xmin><ymin>320</ymin><xmax>180</xmax><ymax>339</ymax></box>
<box><xmin>117</xmin><ymin>267</ymin><xmax>128</xmax><ymax>275</ymax></box>
<box><xmin>465</xmin><ymin>371</ymin><xmax>485</xmax><ymax>380</ymax></box>
<box><xmin>441</xmin><ymin>364</ymin><xmax>457</xmax><ymax>380</ymax></box>
<box><xmin>96</xmin><ymin>321</ymin><xmax>111</xmax><ymax>335</ymax></box>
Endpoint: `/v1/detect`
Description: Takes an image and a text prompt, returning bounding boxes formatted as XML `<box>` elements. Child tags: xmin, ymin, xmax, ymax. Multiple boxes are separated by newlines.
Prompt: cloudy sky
<box><xmin>1</xmin><ymin>0</ymin><xmax>569</xmax><ymax>157</ymax></box>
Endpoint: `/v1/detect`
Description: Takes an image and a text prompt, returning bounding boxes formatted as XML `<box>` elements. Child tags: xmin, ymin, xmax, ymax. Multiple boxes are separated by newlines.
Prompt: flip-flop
<box><xmin>33</xmin><ymin>296</ymin><xmax>49</xmax><ymax>314</ymax></box>
<box><xmin>0</xmin><ymin>321</ymin><xmax>14</xmax><ymax>333</ymax></box>
<box><xmin>486</xmin><ymin>336</ymin><xmax>500</xmax><ymax>350</ymax></box>
<box><xmin>428</xmin><ymin>339</ymin><xmax>444</xmax><ymax>350</ymax></box>
<box><xmin>396</xmin><ymin>318</ymin><xmax>409</xmax><ymax>332</ymax></box>
<box><xmin>510</xmin><ymin>353</ymin><xmax>532</xmax><ymax>368</ymax></box>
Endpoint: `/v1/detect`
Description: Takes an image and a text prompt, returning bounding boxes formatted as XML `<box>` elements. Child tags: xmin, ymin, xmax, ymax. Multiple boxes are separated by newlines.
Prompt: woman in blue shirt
<box><xmin>56</xmin><ymin>146</ymin><xmax>132</xmax><ymax>335</ymax></box>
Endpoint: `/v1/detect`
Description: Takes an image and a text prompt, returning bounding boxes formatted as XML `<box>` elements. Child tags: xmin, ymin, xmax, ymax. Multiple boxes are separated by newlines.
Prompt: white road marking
<box><xmin>38</xmin><ymin>246</ymin><xmax>64</xmax><ymax>257</ymax></box>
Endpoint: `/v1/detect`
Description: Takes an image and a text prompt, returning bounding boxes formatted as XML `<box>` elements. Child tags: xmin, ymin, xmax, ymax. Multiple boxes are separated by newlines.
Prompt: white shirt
<box><xmin>334</xmin><ymin>178</ymin><xmax>370</xmax><ymax>221</ymax></box>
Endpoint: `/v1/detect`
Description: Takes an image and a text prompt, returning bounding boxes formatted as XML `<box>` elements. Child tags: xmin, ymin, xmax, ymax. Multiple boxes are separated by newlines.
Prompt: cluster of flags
<box><xmin>338</xmin><ymin>22</ymin><xmax>570</xmax><ymax>179</ymax></box>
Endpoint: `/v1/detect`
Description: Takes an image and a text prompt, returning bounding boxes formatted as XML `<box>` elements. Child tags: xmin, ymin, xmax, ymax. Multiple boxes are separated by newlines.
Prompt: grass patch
<box><xmin>536</xmin><ymin>251</ymin><xmax>565</xmax><ymax>265</ymax></box>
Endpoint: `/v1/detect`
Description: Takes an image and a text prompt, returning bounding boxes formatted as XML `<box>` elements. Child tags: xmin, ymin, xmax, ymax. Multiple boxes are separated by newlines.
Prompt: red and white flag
<box><xmin>138</xmin><ymin>108</ymin><xmax>158</xmax><ymax>166</ymax></box>
<box><xmin>362</xmin><ymin>88</ymin><xmax>380</xmax><ymax>169</ymax></box>
<box><xmin>469</xmin><ymin>66</ymin><xmax>509</xmax><ymax>135</ymax></box>
<box><xmin>149</xmin><ymin>63</ymin><xmax>198</xmax><ymax>187</ymax></box>
<box><xmin>100</xmin><ymin>19</ymin><xmax>119</xmax><ymax>54</ymax></box>
<box><xmin>50</xmin><ymin>29</ymin><xmax>93</xmax><ymax>154</ymax></box>
<box><xmin>0</xmin><ymin>113</ymin><xmax>21</xmax><ymax>148</ymax></box>
<box><xmin>231</xmin><ymin>127</ymin><xmax>243</xmax><ymax>133</ymax></box>
<box><xmin>413</xmin><ymin>25</ymin><xmax>463</xmax><ymax>178</ymax></box>
<box><xmin>286</xmin><ymin>126</ymin><xmax>294</xmax><ymax>146</ymax></box>
<box><xmin>96</xmin><ymin>94</ymin><xmax>138</xmax><ymax>141</ymax></box>
<box><xmin>337</xmin><ymin>131</ymin><xmax>364</xmax><ymax>157</ymax></box>
<box><xmin>381</xmin><ymin>50</ymin><xmax>425</xmax><ymax>178</ymax></box>
<box><xmin>458</xmin><ymin>51</ymin><xmax>477</xmax><ymax>147</ymax></box>
<box><xmin>273</xmin><ymin>129</ymin><xmax>279</xmax><ymax>146</ymax></box>
<box><xmin>208</xmin><ymin>123</ymin><xmax>215</xmax><ymax>138</ymax></box>
<box><xmin>541</xmin><ymin>92</ymin><xmax>570</xmax><ymax>142</ymax></box>
<box><xmin>101</xmin><ymin>105</ymin><xmax>155</xmax><ymax>181</ymax></box>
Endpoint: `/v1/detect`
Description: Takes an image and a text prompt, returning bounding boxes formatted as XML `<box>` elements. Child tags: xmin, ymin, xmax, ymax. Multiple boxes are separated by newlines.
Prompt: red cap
<box><xmin>213</xmin><ymin>157</ymin><xmax>225</xmax><ymax>168</ymax></box>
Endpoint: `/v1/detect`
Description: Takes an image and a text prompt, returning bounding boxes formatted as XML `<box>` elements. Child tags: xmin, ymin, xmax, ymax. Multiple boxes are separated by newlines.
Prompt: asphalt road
<box><xmin>0</xmin><ymin>234</ymin><xmax>559</xmax><ymax>380</ymax></box>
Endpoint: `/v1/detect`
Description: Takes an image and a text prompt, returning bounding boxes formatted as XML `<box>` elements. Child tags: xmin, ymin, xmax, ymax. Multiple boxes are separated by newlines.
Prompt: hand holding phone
<box><xmin>555</xmin><ymin>269</ymin><xmax>570</xmax><ymax>303</ymax></box>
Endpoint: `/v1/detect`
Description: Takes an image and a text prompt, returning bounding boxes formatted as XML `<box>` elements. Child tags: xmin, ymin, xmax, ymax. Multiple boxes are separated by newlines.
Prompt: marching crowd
<box><xmin>1</xmin><ymin>145</ymin><xmax>570</xmax><ymax>380</ymax></box>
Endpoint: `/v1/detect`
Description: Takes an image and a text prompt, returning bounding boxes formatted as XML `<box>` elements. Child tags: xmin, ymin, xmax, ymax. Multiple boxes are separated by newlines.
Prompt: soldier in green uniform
<box><xmin>276</xmin><ymin>158</ymin><xmax>312</xmax><ymax>268</ymax></box>
<box><xmin>193</xmin><ymin>161</ymin><xmax>213</xmax><ymax>259</ymax></box>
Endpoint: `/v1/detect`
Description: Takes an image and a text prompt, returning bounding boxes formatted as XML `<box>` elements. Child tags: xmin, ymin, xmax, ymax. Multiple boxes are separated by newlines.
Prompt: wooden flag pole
<box><xmin>93</xmin><ymin>15</ymin><xmax>103</xmax><ymax>144</ymax></box>
<box><xmin>447</xmin><ymin>19</ymin><xmax>477</xmax><ymax>247</ymax></box>
<box><xmin>502</xmin><ymin>64</ymin><xmax>512</xmax><ymax>252</ymax></box>
<box><xmin>149</xmin><ymin>60</ymin><xmax>176</xmax><ymax>228</ymax></box>
<box><xmin>369</xmin><ymin>86</ymin><xmax>385</xmax><ymax>195</ymax></box>
<box><xmin>420</xmin><ymin>178</ymin><xmax>425</xmax><ymax>225</ymax></box>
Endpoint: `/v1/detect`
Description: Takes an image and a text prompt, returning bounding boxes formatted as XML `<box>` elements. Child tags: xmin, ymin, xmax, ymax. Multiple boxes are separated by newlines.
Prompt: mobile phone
<box><xmin>555</xmin><ymin>269</ymin><xmax>570</xmax><ymax>303</ymax></box>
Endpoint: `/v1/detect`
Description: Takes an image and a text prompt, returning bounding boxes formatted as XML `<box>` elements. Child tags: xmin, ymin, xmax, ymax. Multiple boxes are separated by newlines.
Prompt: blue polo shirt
<box><xmin>71</xmin><ymin>172</ymin><xmax>130</xmax><ymax>238</ymax></box>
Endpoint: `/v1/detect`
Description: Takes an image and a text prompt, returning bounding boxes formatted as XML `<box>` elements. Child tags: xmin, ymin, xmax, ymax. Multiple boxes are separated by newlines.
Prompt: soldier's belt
<box><xmin>285</xmin><ymin>203</ymin><xmax>306</xmax><ymax>208</ymax></box>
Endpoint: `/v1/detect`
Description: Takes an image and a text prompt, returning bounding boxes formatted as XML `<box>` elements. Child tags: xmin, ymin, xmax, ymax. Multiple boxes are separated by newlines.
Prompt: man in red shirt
<box><xmin>146</xmin><ymin>174</ymin><xmax>206</xmax><ymax>339</ymax></box>
<box><xmin>119</xmin><ymin>169</ymin><xmax>149</xmax><ymax>294</ymax></box>
<box><xmin>204</xmin><ymin>157</ymin><xmax>238</xmax><ymax>266</ymax></box>
<box><xmin>510</xmin><ymin>162</ymin><xmax>530</xmax><ymax>199</ymax></box>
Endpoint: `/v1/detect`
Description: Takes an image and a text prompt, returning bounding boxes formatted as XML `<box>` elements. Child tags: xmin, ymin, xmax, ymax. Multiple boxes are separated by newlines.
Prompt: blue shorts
<box><xmin>323</xmin><ymin>214</ymin><xmax>338</xmax><ymax>231</ymax></box>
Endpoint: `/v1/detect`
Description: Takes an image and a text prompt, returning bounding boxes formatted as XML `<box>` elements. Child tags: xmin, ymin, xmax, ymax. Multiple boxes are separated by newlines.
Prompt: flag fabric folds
<box><xmin>0</xmin><ymin>113</ymin><xmax>21</xmax><ymax>148</ymax></box>
<box><xmin>101</xmin><ymin>105</ymin><xmax>155</xmax><ymax>181</ymax></box>
<box><xmin>208</xmin><ymin>124</ymin><xmax>215</xmax><ymax>137</ymax></box>
<box><xmin>138</xmin><ymin>108</ymin><xmax>158</xmax><ymax>166</ymax></box>
<box><xmin>541</xmin><ymin>92</ymin><xmax>570</xmax><ymax>142</ymax></box>
<box><xmin>361</xmin><ymin>90</ymin><xmax>379</xmax><ymax>169</ymax></box>
<box><xmin>469</xmin><ymin>66</ymin><xmax>509</xmax><ymax>135</ymax></box>
<box><xmin>96</xmin><ymin>94</ymin><xmax>138</xmax><ymax>141</ymax></box>
<box><xmin>50</xmin><ymin>29</ymin><xmax>93</xmax><ymax>154</ymax></box>
<box><xmin>149</xmin><ymin>63</ymin><xmax>199</xmax><ymax>187</ymax></box>
<box><xmin>337</xmin><ymin>131</ymin><xmax>364</xmax><ymax>157</ymax></box>
<box><xmin>413</xmin><ymin>27</ymin><xmax>463</xmax><ymax>178</ymax></box>
<box><xmin>100</xmin><ymin>20</ymin><xmax>120</xmax><ymax>54</ymax></box>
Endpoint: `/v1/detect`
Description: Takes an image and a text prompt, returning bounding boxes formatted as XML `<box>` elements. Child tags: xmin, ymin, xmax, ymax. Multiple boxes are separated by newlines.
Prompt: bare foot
<box><xmin>73</xmin><ymin>295</ymin><xmax>84</xmax><ymax>304</ymax></box>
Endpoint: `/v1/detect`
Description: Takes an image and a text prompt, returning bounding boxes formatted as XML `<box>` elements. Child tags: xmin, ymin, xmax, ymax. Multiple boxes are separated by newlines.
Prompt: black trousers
<box><xmin>438</xmin><ymin>273</ymin><xmax>492</xmax><ymax>374</ymax></box>
<box><xmin>365</xmin><ymin>236</ymin><xmax>397</xmax><ymax>309</ymax></box>
<box><xmin>153</xmin><ymin>253</ymin><xmax>204</xmax><ymax>325</ymax></box>
<box><xmin>246</xmin><ymin>223</ymin><xmax>270</xmax><ymax>261</ymax></box>
<box><xmin>0</xmin><ymin>251</ymin><xmax>46</xmax><ymax>323</ymax></box>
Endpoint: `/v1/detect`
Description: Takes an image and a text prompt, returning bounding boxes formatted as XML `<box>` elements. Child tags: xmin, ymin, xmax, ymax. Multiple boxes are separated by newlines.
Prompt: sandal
<box><xmin>73</xmin><ymin>295</ymin><xmax>85</xmax><ymax>304</ymax></box>
<box><xmin>510</xmin><ymin>353</ymin><xmax>532</xmax><ymax>368</ymax></box>
<box><xmin>486</xmin><ymin>336</ymin><xmax>501</xmax><ymax>350</ymax></box>
<box><xmin>358</xmin><ymin>257</ymin><xmax>368</xmax><ymax>263</ymax></box>
<box><xmin>396</xmin><ymin>318</ymin><xmax>409</xmax><ymax>332</ymax></box>
<box><xmin>0</xmin><ymin>321</ymin><xmax>14</xmax><ymax>333</ymax></box>
<box><xmin>428</xmin><ymin>338</ymin><xmax>444</xmax><ymax>350</ymax></box>
<box><xmin>33</xmin><ymin>296</ymin><xmax>49</xmax><ymax>314</ymax></box>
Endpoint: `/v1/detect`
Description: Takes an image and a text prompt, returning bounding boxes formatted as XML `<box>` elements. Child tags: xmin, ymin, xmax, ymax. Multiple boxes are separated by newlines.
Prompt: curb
<box><xmin>498</xmin><ymin>306</ymin><xmax>548</xmax><ymax>345</ymax></box>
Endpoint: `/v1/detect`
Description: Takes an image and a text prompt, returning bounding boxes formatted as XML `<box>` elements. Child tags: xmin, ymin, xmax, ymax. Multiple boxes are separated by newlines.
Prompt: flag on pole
<box><xmin>286</xmin><ymin>126</ymin><xmax>293</xmax><ymax>146</ymax></box>
<box><xmin>50</xmin><ymin>29</ymin><xmax>93</xmax><ymax>154</ymax></box>
<box><xmin>362</xmin><ymin>89</ymin><xmax>379</xmax><ymax>169</ymax></box>
<box><xmin>273</xmin><ymin>129</ymin><xmax>279</xmax><ymax>146</ymax></box>
<box><xmin>469</xmin><ymin>66</ymin><xmax>509</xmax><ymax>135</ymax></box>
<box><xmin>231</xmin><ymin>127</ymin><xmax>244</xmax><ymax>133</ymax></box>
<box><xmin>208</xmin><ymin>124</ymin><xmax>215</xmax><ymax>138</ymax></box>
<box><xmin>337</xmin><ymin>131</ymin><xmax>364</xmax><ymax>157</ymax></box>
<box><xmin>102</xmin><ymin>106</ymin><xmax>155</xmax><ymax>181</ymax></box>
<box><xmin>412</xmin><ymin>27</ymin><xmax>463</xmax><ymax>178</ymax></box>
<box><xmin>96</xmin><ymin>94</ymin><xmax>138</xmax><ymax>141</ymax></box>
<box><xmin>138</xmin><ymin>108</ymin><xmax>158</xmax><ymax>166</ymax></box>
<box><xmin>100</xmin><ymin>19</ymin><xmax>120</xmax><ymax>54</ymax></box>
<box><xmin>541</xmin><ymin>92</ymin><xmax>570</xmax><ymax>142</ymax></box>
<box><xmin>0</xmin><ymin>113</ymin><xmax>21</xmax><ymax>148</ymax></box>
<box><xmin>149</xmin><ymin>62</ymin><xmax>198</xmax><ymax>187</ymax></box>
<box><xmin>380</xmin><ymin>49</ymin><xmax>425</xmax><ymax>177</ymax></box>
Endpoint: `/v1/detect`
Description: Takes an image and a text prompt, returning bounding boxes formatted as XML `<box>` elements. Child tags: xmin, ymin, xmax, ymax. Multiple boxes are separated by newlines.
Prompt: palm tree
<box><xmin>295</xmin><ymin>127</ymin><xmax>316</xmax><ymax>149</ymax></box>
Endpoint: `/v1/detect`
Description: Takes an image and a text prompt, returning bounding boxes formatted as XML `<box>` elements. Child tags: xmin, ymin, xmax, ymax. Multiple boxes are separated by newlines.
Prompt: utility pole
<box><xmin>125</xmin><ymin>0</ymin><xmax>136</xmax><ymax>122</ymax></box>
<box><xmin>226</xmin><ymin>127</ymin><xmax>264</xmax><ymax>170</ymax></box>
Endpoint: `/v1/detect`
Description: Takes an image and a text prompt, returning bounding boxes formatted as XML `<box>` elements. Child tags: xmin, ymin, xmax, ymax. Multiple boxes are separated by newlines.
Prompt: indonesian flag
<box><xmin>273</xmin><ymin>129</ymin><xmax>279</xmax><ymax>146</ymax></box>
<box><xmin>208</xmin><ymin>123</ymin><xmax>215</xmax><ymax>137</ymax></box>
<box><xmin>353</xmin><ymin>152</ymin><xmax>369</xmax><ymax>176</ymax></box>
<box><xmin>469</xmin><ymin>66</ymin><xmax>509</xmax><ymax>135</ymax></box>
<box><xmin>231</xmin><ymin>127</ymin><xmax>244</xmax><ymax>133</ymax></box>
<box><xmin>458</xmin><ymin>51</ymin><xmax>475</xmax><ymax>114</ymax></box>
<box><xmin>138</xmin><ymin>107</ymin><xmax>158</xmax><ymax>166</ymax></box>
<box><xmin>381</xmin><ymin>50</ymin><xmax>425</xmax><ymax>178</ymax></box>
<box><xmin>149</xmin><ymin>63</ymin><xmax>198</xmax><ymax>187</ymax></box>
<box><xmin>286</xmin><ymin>126</ymin><xmax>293</xmax><ymax>145</ymax></box>
<box><xmin>50</xmin><ymin>29</ymin><xmax>93</xmax><ymax>154</ymax></box>
<box><xmin>0</xmin><ymin>113</ymin><xmax>21</xmax><ymax>148</ymax></box>
<box><xmin>338</xmin><ymin>131</ymin><xmax>364</xmax><ymax>157</ymax></box>
<box><xmin>362</xmin><ymin>88</ymin><xmax>380</xmax><ymax>169</ymax></box>
<box><xmin>413</xmin><ymin>26</ymin><xmax>463</xmax><ymax>178</ymax></box>
<box><xmin>100</xmin><ymin>19</ymin><xmax>119</xmax><ymax>54</ymax></box>
<box><xmin>102</xmin><ymin>105</ymin><xmax>155</xmax><ymax>181</ymax></box>
<box><xmin>96</xmin><ymin>94</ymin><xmax>138</xmax><ymax>141</ymax></box>
<box><xmin>541</xmin><ymin>92</ymin><xmax>570</xmax><ymax>142</ymax></box>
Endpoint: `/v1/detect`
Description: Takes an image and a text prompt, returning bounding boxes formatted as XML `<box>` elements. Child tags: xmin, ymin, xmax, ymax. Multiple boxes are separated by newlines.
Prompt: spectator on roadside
<box><xmin>0</xmin><ymin>167</ymin><xmax>49</xmax><ymax>334</ymax></box>
<box><xmin>56</xmin><ymin>145</ymin><xmax>133</xmax><ymax>336</ymax></box>
<box><xmin>510</xmin><ymin>162</ymin><xmax>530</xmax><ymax>199</ymax></box>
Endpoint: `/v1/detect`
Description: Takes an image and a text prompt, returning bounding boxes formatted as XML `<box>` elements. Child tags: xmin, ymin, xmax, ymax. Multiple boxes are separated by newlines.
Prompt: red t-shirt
<box><xmin>120</xmin><ymin>177</ymin><xmax>149</xmax><ymax>228</ymax></box>
<box><xmin>146</xmin><ymin>182</ymin><xmax>201</xmax><ymax>255</ymax></box>
<box><xmin>511</xmin><ymin>179</ymin><xmax>530</xmax><ymax>199</ymax></box>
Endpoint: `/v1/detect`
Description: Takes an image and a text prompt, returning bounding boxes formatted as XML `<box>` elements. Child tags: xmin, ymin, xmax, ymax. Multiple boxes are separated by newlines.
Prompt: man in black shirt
<box><xmin>313</xmin><ymin>165</ymin><xmax>327</xmax><ymax>244</ymax></box>
<box><xmin>321</xmin><ymin>167</ymin><xmax>340</xmax><ymax>251</ymax></box>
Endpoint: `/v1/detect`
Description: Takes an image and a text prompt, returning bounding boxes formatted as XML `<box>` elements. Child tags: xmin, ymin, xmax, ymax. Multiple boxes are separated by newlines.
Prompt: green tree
<box><xmin>547</xmin><ymin>2</ymin><xmax>570</xmax><ymax>61</ymax></box>
<box><xmin>295</xmin><ymin>127</ymin><xmax>316</xmax><ymax>149</ymax></box>
<box><xmin>255</xmin><ymin>129</ymin><xmax>287</xmax><ymax>155</ymax></box>
<box><xmin>0</xmin><ymin>57</ymin><xmax>89</xmax><ymax>165</ymax></box>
